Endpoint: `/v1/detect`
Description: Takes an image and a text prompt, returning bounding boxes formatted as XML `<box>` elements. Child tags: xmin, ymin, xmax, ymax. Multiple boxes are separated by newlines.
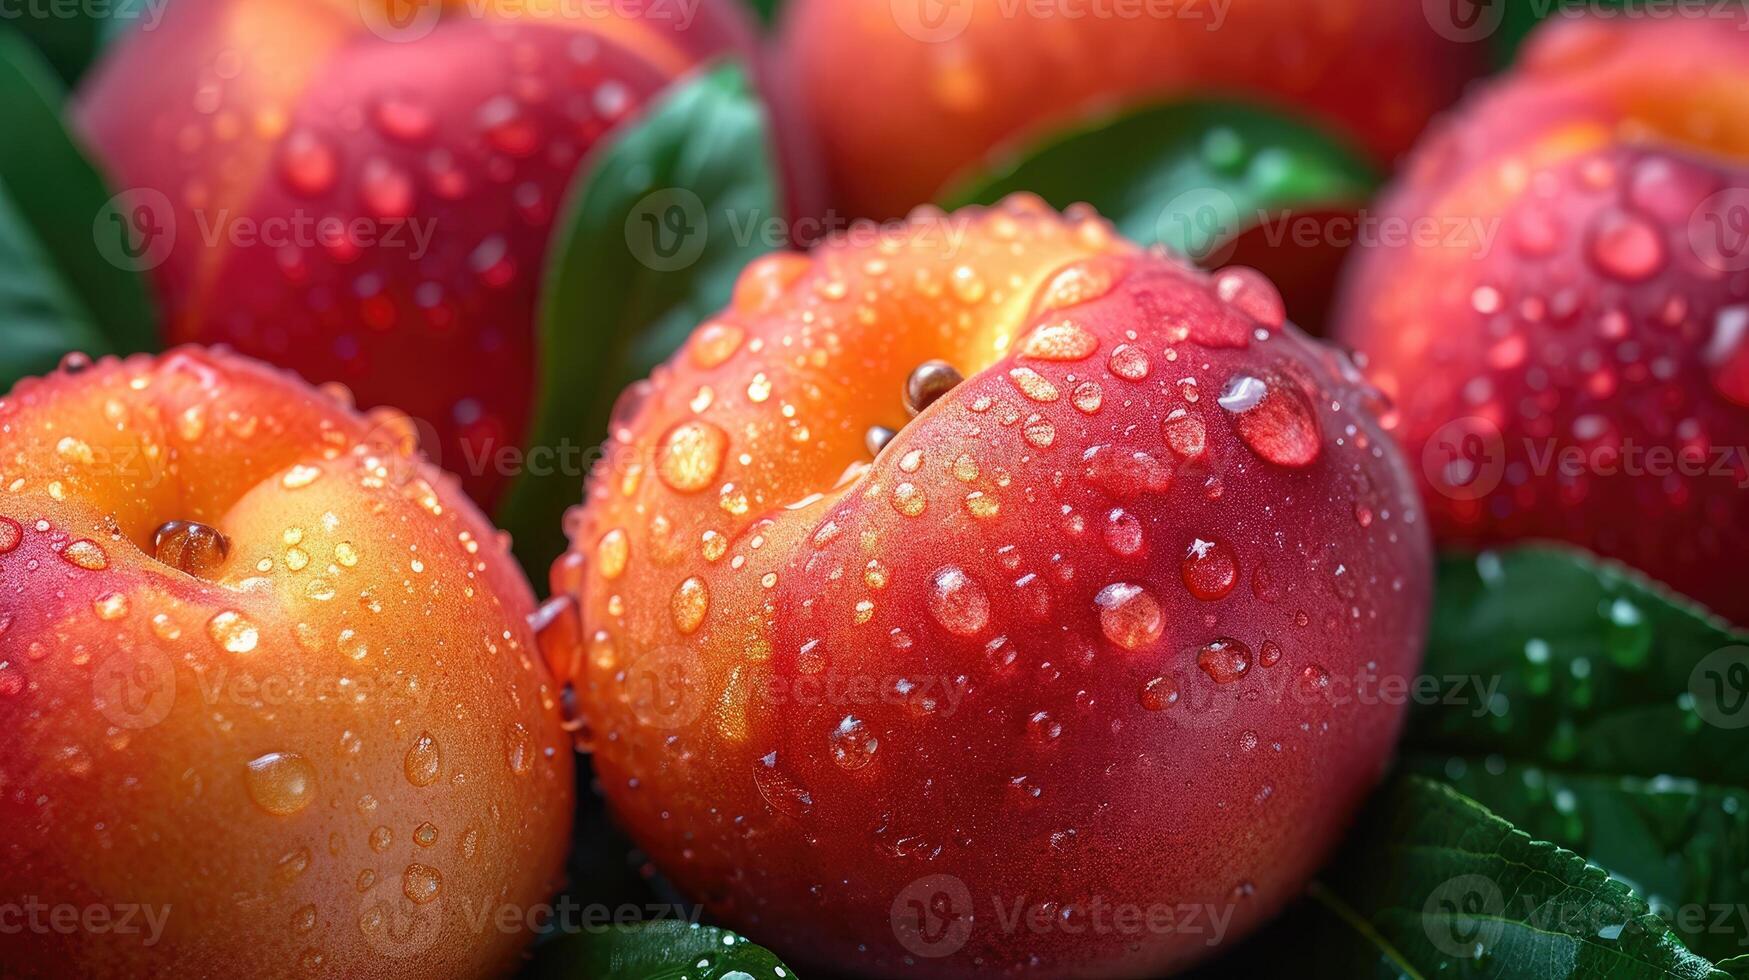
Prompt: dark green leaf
<box><xmin>1194</xmin><ymin>777</ymin><xmax>1731</xmax><ymax>979</ymax></box>
<box><xmin>742</xmin><ymin>0</ymin><xmax>784</xmax><ymax>27</ymax></box>
<box><xmin>0</xmin><ymin>0</ymin><xmax>163</xmax><ymax>85</ymax></box>
<box><xmin>942</xmin><ymin>98</ymin><xmax>1377</xmax><ymax>267</ymax></box>
<box><xmin>497</xmin><ymin>60</ymin><xmax>780</xmax><ymax>578</ymax></box>
<box><xmin>1406</xmin><ymin>547</ymin><xmax>1749</xmax><ymax>960</ymax></box>
<box><xmin>524</xmin><ymin>921</ymin><xmax>795</xmax><ymax>980</ymax></box>
<box><xmin>0</xmin><ymin>30</ymin><xmax>159</xmax><ymax>392</ymax></box>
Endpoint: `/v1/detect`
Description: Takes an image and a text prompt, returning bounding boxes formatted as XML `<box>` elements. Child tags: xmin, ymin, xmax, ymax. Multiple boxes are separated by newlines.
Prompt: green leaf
<box><xmin>498</xmin><ymin>60</ymin><xmax>779</xmax><ymax>579</ymax></box>
<box><xmin>1196</xmin><ymin>777</ymin><xmax>1732</xmax><ymax>979</ymax></box>
<box><xmin>1405</xmin><ymin>548</ymin><xmax>1749</xmax><ymax>961</ymax></box>
<box><xmin>742</xmin><ymin>0</ymin><xmax>784</xmax><ymax>27</ymax></box>
<box><xmin>0</xmin><ymin>0</ymin><xmax>163</xmax><ymax>86</ymax></box>
<box><xmin>942</xmin><ymin>98</ymin><xmax>1378</xmax><ymax>267</ymax></box>
<box><xmin>524</xmin><ymin>921</ymin><xmax>796</xmax><ymax>980</ymax></box>
<box><xmin>0</xmin><ymin>30</ymin><xmax>159</xmax><ymax>392</ymax></box>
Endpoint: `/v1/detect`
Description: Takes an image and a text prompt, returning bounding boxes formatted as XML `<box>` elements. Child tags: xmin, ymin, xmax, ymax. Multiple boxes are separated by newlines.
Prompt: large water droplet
<box><xmin>828</xmin><ymin>715</ymin><xmax>879</xmax><ymax>771</ymax></box>
<box><xmin>928</xmin><ymin>566</ymin><xmax>990</xmax><ymax>637</ymax></box>
<box><xmin>1196</xmin><ymin>638</ymin><xmax>1252</xmax><ymax>683</ymax></box>
<box><xmin>1219</xmin><ymin>372</ymin><xmax>1321</xmax><ymax>467</ymax></box>
<box><xmin>1095</xmin><ymin>583</ymin><xmax>1164</xmax><ymax>650</ymax></box>
<box><xmin>245</xmin><ymin>751</ymin><xmax>316</xmax><ymax>815</ymax></box>
<box><xmin>657</xmin><ymin>421</ymin><xmax>728</xmax><ymax>493</ymax></box>
<box><xmin>1181</xmin><ymin>539</ymin><xmax>1237</xmax><ymax>600</ymax></box>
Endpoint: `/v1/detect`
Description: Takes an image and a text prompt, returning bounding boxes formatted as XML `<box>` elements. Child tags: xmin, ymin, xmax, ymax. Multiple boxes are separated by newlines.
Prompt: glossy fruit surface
<box><xmin>557</xmin><ymin>197</ymin><xmax>1431</xmax><ymax>977</ymax></box>
<box><xmin>1335</xmin><ymin>13</ymin><xmax>1749</xmax><ymax>623</ymax></box>
<box><xmin>780</xmin><ymin>0</ymin><xmax>1483</xmax><ymax>217</ymax></box>
<box><xmin>0</xmin><ymin>348</ymin><xmax>573</xmax><ymax>978</ymax></box>
<box><xmin>77</xmin><ymin>0</ymin><xmax>755</xmax><ymax>507</ymax></box>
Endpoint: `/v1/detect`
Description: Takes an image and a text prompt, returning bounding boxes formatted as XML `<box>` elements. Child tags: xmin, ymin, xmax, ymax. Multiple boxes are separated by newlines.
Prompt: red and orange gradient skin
<box><xmin>780</xmin><ymin>0</ymin><xmax>1486</xmax><ymax>219</ymax></box>
<box><xmin>77</xmin><ymin>0</ymin><xmax>759</xmax><ymax>508</ymax></box>
<box><xmin>556</xmin><ymin>199</ymin><xmax>1430</xmax><ymax>977</ymax></box>
<box><xmin>0</xmin><ymin>349</ymin><xmax>572</xmax><ymax>978</ymax></box>
<box><xmin>1335</xmin><ymin>14</ymin><xmax>1749</xmax><ymax>623</ymax></box>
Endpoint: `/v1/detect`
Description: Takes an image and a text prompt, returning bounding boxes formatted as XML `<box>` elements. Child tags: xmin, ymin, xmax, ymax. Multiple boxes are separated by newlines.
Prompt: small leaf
<box><xmin>942</xmin><ymin>98</ymin><xmax>1377</xmax><ymax>268</ymax></box>
<box><xmin>497</xmin><ymin>60</ymin><xmax>780</xmax><ymax>577</ymax></box>
<box><xmin>742</xmin><ymin>0</ymin><xmax>785</xmax><ymax>27</ymax></box>
<box><xmin>1195</xmin><ymin>777</ymin><xmax>1731</xmax><ymax>979</ymax></box>
<box><xmin>0</xmin><ymin>31</ymin><xmax>160</xmax><ymax>391</ymax></box>
<box><xmin>1407</xmin><ymin>547</ymin><xmax>1749</xmax><ymax>960</ymax></box>
<box><xmin>524</xmin><ymin>921</ymin><xmax>796</xmax><ymax>980</ymax></box>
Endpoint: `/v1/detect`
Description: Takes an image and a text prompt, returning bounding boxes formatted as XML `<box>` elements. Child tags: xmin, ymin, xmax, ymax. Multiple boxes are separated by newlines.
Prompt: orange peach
<box><xmin>0</xmin><ymin>349</ymin><xmax>572</xmax><ymax>977</ymax></box>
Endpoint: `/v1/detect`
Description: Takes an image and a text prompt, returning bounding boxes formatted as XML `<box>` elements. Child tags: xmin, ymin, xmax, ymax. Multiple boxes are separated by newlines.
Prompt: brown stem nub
<box><xmin>903</xmin><ymin>360</ymin><xmax>964</xmax><ymax>416</ymax></box>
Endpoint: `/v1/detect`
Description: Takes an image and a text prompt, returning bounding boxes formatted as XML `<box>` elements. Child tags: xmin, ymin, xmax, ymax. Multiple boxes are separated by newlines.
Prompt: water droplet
<box><xmin>1021</xmin><ymin>319</ymin><xmax>1099</xmax><ymax>361</ymax></box>
<box><xmin>1071</xmin><ymin>381</ymin><xmax>1103</xmax><ymax>414</ymax></box>
<box><xmin>690</xmin><ymin>321</ymin><xmax>745</xmax><ymax>368</ymax></box>
<box><xmin>1033</xmin><ymin>257</ymin><xmax>1121</xmax><ymax>314</ymax></box>
<box><xmin>1008</xmin><ymin>367</ymin><xmax>1060</xmax><ymax>402</ymax></box>
<box><xmin>61</xmin><ymin>539</ymin><xmax>109</xmax><ymax>570</ymax></box>
<box><xmin>92</xmin><ymin>592</ymin><xmax>130</xmax><ymax>621</ymax></box>
<box><xmin>1259</xmin><ymin>640</ymin><xmax>1283</xmax><ymax>667</ymax></box>
<box><xmin>404</xmin><ymin>731</ymin><xmax>440</xmax><ymax>787</ymax></box>
<box><xmin>1095</xmin><ymin>583</ymin><xmax>1164</xmax><ymax>650</ymax></box>
<box><xmin>1140</xmin><ymin>675</ymin><xmax>1178</xmax><ymax>711</ymax></box>
<box><xmin>244</xmin><ymin>752</ymin><xmax>316</xmax><ymax>815</ymax></box>
<box><xmin>207</xmin><ymin>610</ymin><xmax>259</xmax><ymax>653</ymax></box>
<box><xmin>1213</xmin><ymin>266</ymin><xmax>1285</xmax><ymax>329</ymax></box>
<box><xmin>891</xmin><ymin>482</ymin><xmax>928</xmax><ymax>517</ymax></box>
<box><xmin>1161</xmin><ymin>409</ymin><xmax>1207</xmax><ymax>460</ymax></box>
<box><xmin>1108</xmin><ymin>344</ymin><xmax>1151</xmax><ymax>381</ymax></box>
<box><xmin>0</xmin><ymin>517</ymin><xmax>19</xmax><ymax>553</ymax></box>
<box><xmin>1587</xmin><ymin>208</ymin><xmax>1665</xmax><ymax>282</ymax></box>
<box><xmin>754</xmin><ymin>749</ymin><xmax>814</xmax><ymax>818</ymax></box>
<box><xmin>278</xmin><ymin>129</ymin><xmax>337</xmax><ymax>197</ymax></box>
<box><xmin>1102</xmin><ymin>509</ymin><xmax>1144</xmax><ymax>556</ymax></box>
<box><xmin>1181</xmin><ymin>539</ymin><xmax>1237</xmax><ymax>600</ymax></box>
<box><xmin>1197</xmin><ymin>638</ymin><xmax>1252</xmax><ymax>683</ymax></box>
<box><xmin>671</xmin><ymin>577</ymin><xmax>710</xmax><ymax>634</ymax></box>
<box><xmin>1219</xmin><ymin>373</ymin><xmax>1321</xmax><ymax>467</ymax></box>
<box><xmin>928</xmin><ymin>566</ymin><xmax>990</xmax><ymax>636</ymax></box>
<box><xmin>505</xmin><ymin>722</ymin><xmax>534</xmax><ymax>775</ymax></box>
<box><xmin>597</xmin><ymin>528</ymin><xmax>629</xmax><ymax>580</ymax></box>
<box><xmin>402</xmin><ymin>864</ymin><xmax>443</xmax><ymax>905</ymax></box>
<box><xmin>658</xmin><ymin>421</ymin><xmax>728</xmax><ymax>493</ymax></box>
<box><xmin>1022</xmin><ymin>415</ymin><xmax>1056</xmax><ymax>448</ymax></box>
<box><xmin>828</xmin><ymin>715</ymin><xmax>879</xmax><ymax>771</ymax></box>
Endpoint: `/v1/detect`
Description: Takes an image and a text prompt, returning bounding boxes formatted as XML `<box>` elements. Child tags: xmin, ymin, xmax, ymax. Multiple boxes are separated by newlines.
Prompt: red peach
<box><xmin>555</xmin><ymin>198</ymin><xmax>1430</xmax><ymax>977</ymax></box>
<box><xmin>780</xmin><ymin>0</ymin><xmax>1485</xmax><ymax>218</ymax></box>
<box><xmin>77</xmin><ymin>0</ymin><xmax>759</xmax><ymax>507</ymax></box>
<box><xmin>0</xmin><ymin>348</ymin><xmax>572</xmax><ymax>977</ymax></box>
<box><xmin>1334</xmin><ymin>13</ymin><xmax>1749</xmax><ymax>623</ymax></box>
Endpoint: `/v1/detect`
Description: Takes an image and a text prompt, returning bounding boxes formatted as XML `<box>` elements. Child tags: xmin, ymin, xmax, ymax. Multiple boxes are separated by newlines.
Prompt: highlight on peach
<box><xmin>2</xmin><ymin>2</ymin><xmax>1745</xmax><ymax>978</ymax></box>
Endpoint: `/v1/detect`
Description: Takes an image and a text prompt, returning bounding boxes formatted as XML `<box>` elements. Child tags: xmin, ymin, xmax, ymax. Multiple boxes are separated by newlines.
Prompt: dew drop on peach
<box><xmin>1094</xmin><ymin>582</ymin><xmax>1164</xmax><ymax>650</ymax></box>
<box><xmin>1181</xmin><ymin>539</ymin><xmax>1237</xmax><ymax>601</ymax></box>
<box><xmin>1197</xmin><ymin>638</ymin><xmax>1252</xmax><ymax>684</ymax></box>
<box><xmin>404</xmin><ymin>731</ymin><xmax>440</xmax><ymax>787</ymax></box>
<box><xmin>245</xmin><ymin>751</ymin><xmax>317</xmax><ymax>816</ymax></box>
<box><xmin>657</xmin><ymin>421</ymin><xmax>728</xmax><ymax>493</ymax></box>
<box><xmin>828</xmin><ymin>715</ymin><xmax>879</xmax><ymax>771</ymax></box>
<box><xmin>928</xmin><ymin>566</ymin><xmax>990</xmax><ymax>637</ymax></box>
<box><xmin>1219</xmin><ymin>373</ymin><xmax>1321</xmax><ymax>467</ymax></box>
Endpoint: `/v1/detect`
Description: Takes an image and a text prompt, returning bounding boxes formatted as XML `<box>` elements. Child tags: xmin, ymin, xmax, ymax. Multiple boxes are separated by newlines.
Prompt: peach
<box><xmin>77</xmin><ymin>0</ymin><xmax>758</xmax><ymax>507</ymax></box>
<box><xmin>1334</xmin><ymin>13</ymin><xmax>1749</xmax><ymax>623</ymax></box>
<box><xmin>554</xmin><ymin>198</ymin><xmax>1430</xmax><ymax>976</ymax></box>
<box><xmin>0</xmin><ymin>349</ymin><xmax>572</xmax><ymax>977</ymax></box>
<box><xmin>779</xmin><ymin>0</ymin><xmax>1484</xmax><ymax>218</ymax></box>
